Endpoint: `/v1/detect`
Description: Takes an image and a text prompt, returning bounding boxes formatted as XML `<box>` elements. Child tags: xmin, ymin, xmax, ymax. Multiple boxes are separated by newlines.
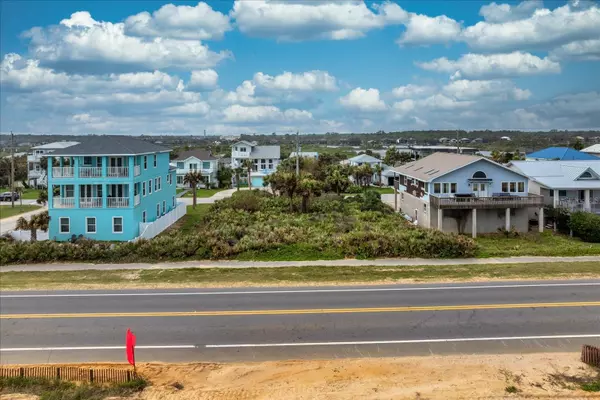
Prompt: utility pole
<box><xmin>10</xmin><ymin>131</ymin><xmax>15</xmax><ymax>208</ymax></box>
<box><xmin>295</xmin><ymin>130</ymin><xmax>300</xmax><ymax>177</ymax></box>
<box><xmin>456</xmin><ymin>130</ymin><xmax>460</xmax><ymax>154</ymax></box>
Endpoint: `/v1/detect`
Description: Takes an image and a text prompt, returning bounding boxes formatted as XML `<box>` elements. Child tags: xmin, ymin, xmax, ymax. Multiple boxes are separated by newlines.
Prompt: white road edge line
<box><xmin>0</xmin><ymin>345</ymin><xmax>197</xmax><ymax>352</ymax></box>
<box><xmin>2</xmin><ymin>282</ymin><xmax>600</xmax><ymax>298</ymax></box>
<box><xmin>3</xmin><ymin>334</ymin><xmax>599</xmax><ymax>352</ymax></box>
<box><xmin>205</xmin><ymin>334</ymin><xmax>600</xmax><ymax>348</ymax></box>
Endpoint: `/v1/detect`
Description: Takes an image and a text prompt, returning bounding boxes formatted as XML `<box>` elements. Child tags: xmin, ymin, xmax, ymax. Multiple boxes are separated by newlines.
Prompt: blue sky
<box><xmin>1</xmin><ymin>0</ymin><xmax>599</xmax><ymax>135</ymax></box>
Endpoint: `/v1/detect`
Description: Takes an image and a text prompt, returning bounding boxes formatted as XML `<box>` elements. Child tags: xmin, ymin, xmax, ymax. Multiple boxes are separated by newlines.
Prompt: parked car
<box><xmin>0</xmin><ymin>191</ymin><xmax>19</xmax><ymax>201</ymax></box>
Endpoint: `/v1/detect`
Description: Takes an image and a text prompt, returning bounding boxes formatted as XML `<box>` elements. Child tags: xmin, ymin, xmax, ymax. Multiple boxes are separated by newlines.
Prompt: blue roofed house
<box><xmin>231</xmin><ymin>141</ymin><xmax>280</xmax><ymax>187</ymax></box>
<box><xmin>525</xmin><ymin>147</ymin><xmax>599</xmax><ymax>161</ymax></box>
<box><xmin>47</xmin><ymin>136</ymin><xmax>182</xmax><ymax>242</ymax></box>
<box><xmin>509</xmin><ymin>160</ymin><xmax>600</xmax><ymax>215</ymax></box>
<box><xmin>392</xmin><ymin>153</ymin><xmax>544</xmax><ymax>237</ymax></box>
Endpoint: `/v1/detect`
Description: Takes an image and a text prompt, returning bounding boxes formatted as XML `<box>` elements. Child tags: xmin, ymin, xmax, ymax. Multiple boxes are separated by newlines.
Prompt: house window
<box><xmin>153</xmin><ymin>155</ymin><xmax>157</xmax><ymax>168</ymax></box>
<box><xmin>86</xmin><ymin>217</ymin><xmax>96</xmax><ymax>234</ymax></box>
<box><xmin>472</xmin><ymin>171</ymin><xmax>487</xmax><ymax>179</ymax></box>
<box><xmin>503</xmin><ymin>181</ymin><xmax>525</xmax><ymax>193</ymax></box>
<box><xmin>268</xmin><ymin>163</ymin><xmax>273</xmax><ymax>169</ymax></box>
<box><xmin>142</xmin><ymin>182</ymin><xmax>146</xmax><ymax>196</ymax></box>
<box><xmin>143</xmin><ymin>156</ymin><xmax>148</xmax><ymax>169</ymax></box>
<box><xmin>559</xmin><ymin>190</ymin><xmax>567</xmax><ymax>197</ymax></box>
<box><xmin>112</xmin><ymin>217</ymin><xmax>123</xmax><ymax>233</ymax></box>
<box><xmin>142</xmin><ymin>211</ymin><xmax>147</xmax><ymax>223</ymax></box>
<box><xmin>579</xmin><ymin>171</ymin><xmax>594</xmax><ymax>179</ymax></box>
<box><xmin>65</xmin><ymin>185</ymin><xmax>74</xmax><ymax>198</ymax></box>
<box><xmin>162</xmin><ymin>200</ymin><xmax>166</xmax><ymax>215</ymax></box>
<box><xmin>433</xmin><ymin>183</ymin><xmax>441</xmax><ymax>194</ymax></box>
<box><xmin>83</xmin><ymin>156</ymin><xmax>92</xmax><ymax>166</ymax></box>
<box><xmin>167</xmin><ymin>174</ymin><xmax>171</xmax><ymax>185</ymax></box>
<box><xmin>177</xmin><ymin>162</ymin><xmax>184</xmax><ymax>169</ymax></box>
<box><xmin>156</xmin><ymin>203</ymin><xmax>160</xmax><ymax>217</ymax></box>
<box><xmin>450</xmin><ymin>183</ymin><xmax>457</xmax><ymax>193</ymax></box>
<box><xmin>148</xmin><ymin>180</ymin><xmax>152</xmax><ymax>194</ymax></box>
<box><xmin>189</xmin><ymin>163</ymin><xmax>198</xmax><ymax>170</ymax></box>
<box><xmin>240</xmin><ymin>147</ymin><xmax>246</xmax><ymax>152</ymax></box>
<box><xmin>269</xmin><ymin>159</ymin><xmax>273</xmax><ymax>163</ymax></box>
<box><xmin>510</xmin><ymin>182</ymin><xmax>516</xmax><ymax>192</ymax></box>
<box><xmin>172</xmin><ymin>196</ymin><xmax>176</xmax><ymax>207</ymax></box>
<box><xmin>518</xmin><ymin>182</ymin><xmax>525</xmax><ymax>192</ymax></box>
<box><xmin>442</xmin><ymin>183</ymin><xmax>449</xmax><ymax>193</ymax></box>
<box><xmin>59</xmin><ymin>217</ymin><xmax>70</xmax><ymax>234</ymax></box>
<box><xmin>177</xmin><ymin>175</ymin><xmax>183</xmax><ymax>185</ymax></box>
<box><xmin>202</xmin><ymin>161</ymin><xmax>211</xmax><ymax>170</ymax></box>
<box><xmin>423</xmin><ymin>203</ymin><xmax>427</xmax><ymax>213</ymax></box>
<box><xmin>235</xmin><ymin>146</ymin><xmax>238</xmax><ymax>151</ymax></box>
<box><xmin>261</xmin><ymin>163</ymin><xmax>266</xmax><ymax>170</ymax></box>
<box><xmin>502</xmin><ymin>182</ymin><xmax>509</xmax><ymax>193</ymax></box>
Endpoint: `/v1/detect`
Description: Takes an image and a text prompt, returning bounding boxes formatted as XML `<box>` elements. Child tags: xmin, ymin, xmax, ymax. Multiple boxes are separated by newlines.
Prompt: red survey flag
<box><xmin>126</xmin><ymin>328</ymin><xmax>136</xmax><ymax>367</ymax></box>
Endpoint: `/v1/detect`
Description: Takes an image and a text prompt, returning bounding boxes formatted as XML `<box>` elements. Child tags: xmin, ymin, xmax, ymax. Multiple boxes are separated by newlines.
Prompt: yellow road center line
<box><xmin>2</xmin><ymin>301</ymin><xmax>600</xmax><ymax>319</ymax></box>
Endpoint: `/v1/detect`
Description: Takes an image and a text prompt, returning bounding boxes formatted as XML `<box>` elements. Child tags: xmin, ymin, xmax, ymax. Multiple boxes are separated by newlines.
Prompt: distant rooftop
<box><xmin>174</xmin><ymin>149</ymin><xmax>216</xmax><ymax>161</ymax></box>
<box><xmin>50</xmin><ymin>136</ymin><xmax>171</xmax><ymax>156</ymax></box>
<box><xmin>393</xmin><ymin>152</ymin><xmax>483</xmax><ymax>182</ymax></box>
<box><xmin>581</xmin><ymin>144</ymin><xmax>600</xmax><ymax>154</ymax></box>
<box><xmin>510</xmin><ymin>160</ymin><xmax>600</xmax><ymax>189</ymax></box>
<box><xmin>32</xmin><ymin>141</ymin><xmax>79</xmax><ymax>150</ymax></box>
<box><xmin>526</xmin><ymin>147</ymin><xmax>598</xmax><ymax>161</ymax></box>
<box><xmin>347</xmin><ymin>154</ymin><xmax>382</xmax><ymax>164</ymax></box>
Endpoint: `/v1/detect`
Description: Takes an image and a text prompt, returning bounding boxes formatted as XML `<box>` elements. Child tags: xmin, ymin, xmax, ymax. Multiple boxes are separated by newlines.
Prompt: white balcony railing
<box><xmin>107</xmin><ymin>167</ymin><xmax>129</xmax><ymax>177</ymax></box>
<box><xmin>52</xmin><ymin>167</ymin><xmax>74</xmax><ymax>178</ymax></box>
<box><xmin>107</xmin><ymin>197</ymin><xmax>130</xmax><ymax>208</ymax></box>
<box><xmin>134</xmin><ymin>165</ymin><xmax>141</xmax><ymax>176</ymax></box>
<box><xmin>53</xmin><ymin>197</ymin><xmax>75</xmax><ymax>208</ymax></box>
<box><xmin>134</xmin><ymin>194</ymin><xmax>141</xmax><ymax>206</ymax></box>
<box><xmin>79</xmin><ymin>167</ymin><xmax>102</xmax><ymax>178</ymax></box>
<box><xmin>79</xmin><ymin>197</ymin><xmax>102</xmax><ymax>208</ymax></box>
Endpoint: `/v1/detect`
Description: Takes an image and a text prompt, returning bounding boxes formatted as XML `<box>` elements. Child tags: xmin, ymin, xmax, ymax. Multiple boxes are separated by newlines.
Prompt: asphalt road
<box><xmin>1</xmin><ymin>280</ymin><xmax>600</xmax><ymax>364</ymax></box>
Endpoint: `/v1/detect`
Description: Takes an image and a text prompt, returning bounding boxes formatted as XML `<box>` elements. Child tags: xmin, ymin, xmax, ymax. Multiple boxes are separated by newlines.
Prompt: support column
<box><xmin>102</xmin><ymin>156</ymin><xmax>108</xmax><ymax>178</ymax></box>
<box><xmin>74</xmin><ymin>156</ymin><xmax>80</xmax><ymax>180</ymax></box>
<box><xmin>438</xmin><ymin>208</ymin><xmax>443</xmax><ymax>231</ymax></box>
<box><xmin>129</xmin><ymin>183</ymin><xmax>134</xmax><ymax>208</ymax></box>
<box><xmin>102</xmin><ymin>183</ymin><xmax>107</xmax><ymax>208</ymax></box>
<box><xmin>584</xmin><ymin>189</ymin><xmax>591</xmax><ymax>212</ymax></box>
<box><xmin>553</xmin><ymin>189</ymin><xmax>559</xmax><ymax>208</ymax></box>
<box><xmin>471</xmin><ymin>208</ymin><xmax>477</xmax><ymax>238</ymax></box>
<box><xmin>505</xmin><ymin>208</ymin><xmax>511</xmax><ymax>231</ymax></box>
<box><xmin>539</xmin><ymin>207</ymin><xmax>544</xmax><ymax>233</ymax></box>
<box><xmin>48</xmin><ymin>183</ymin><xmax>54</xmax><ymax>209</ymax></box>
<box><xmin>74</xmin><ymin>183</ymin><xmax>80</xmax><ymax>209</ymax></box>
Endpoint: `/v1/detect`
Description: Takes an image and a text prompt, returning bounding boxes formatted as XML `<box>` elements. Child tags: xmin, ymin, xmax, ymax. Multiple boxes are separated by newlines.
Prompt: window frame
<box><xmin>112</xmin><ymin>216</ymin><xmax>124</xmax><ymax>234</ymax></box>
<box><xmin>153</xmin><ymin>155</ymin><xmax>157</xmax><ymax>168</ymax></box>
<box><xmin>517</xmin><ymin>182</ymin><xmax>525</xmax><ymax>193</ymax></box>
<box><xmin>142</xmin><ymin>211</ymin><xmax>147</xmax><ymax>223</ymax></box>
<box><xmin>85</xmin><ymin>217</ymin><xmax>96</xmax><ymax>234</ymax></box>
<box><xmin>148</xmin><ymin>179</ymin><xmax>152</xmax><ymax>194</ymax></box>
<box><xmin>143</xmin><ymin>156</ymin><xmax>148</xmax><ymax>170</ymax></box>
<box><xmin>142</xmin><ymin>181</ymin><xmax>146</xmax><ymax>197</ymax></box>
<box><xmin>59</xmin><ymin>217</ymin><xmax>70</xmax><ymax>234</ymax></box>
<box><xmin>162</xmin><ymin>200</ymin><xmax>166</xmax><ymax>215</ymax></box>
<box><xmin>433</xmin><ymin>183</ymin><xmax>441</xmax><ymax>194</ymax></box>
<box><xmin>156</xmin><ymin>203</ymin><xmax>160</xmax><ymax>217</ymax></box>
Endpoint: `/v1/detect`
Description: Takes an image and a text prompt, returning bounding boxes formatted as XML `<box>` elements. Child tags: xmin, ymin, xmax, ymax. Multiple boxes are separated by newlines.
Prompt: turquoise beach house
<box><xmin>47</xmin><ymin>136</ymin><xmax>181</xmax><ymax>242</ymax></box>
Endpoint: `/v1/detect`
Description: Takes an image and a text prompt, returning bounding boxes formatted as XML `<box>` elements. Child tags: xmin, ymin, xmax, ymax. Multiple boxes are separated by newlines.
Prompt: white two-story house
<box><xmin>173</xmin><ymin>150</ymin><xmax>219</xmax><ymax>188</ymax></box>
<box><xmin>27</xmin><ymin>141</ymin><xmax>79</xmax><ymax>188</ymax></box>
<box><xmin>231</xmin><ymin>141</ymin><xmax>280</xmax><ymax>187</ymax></box>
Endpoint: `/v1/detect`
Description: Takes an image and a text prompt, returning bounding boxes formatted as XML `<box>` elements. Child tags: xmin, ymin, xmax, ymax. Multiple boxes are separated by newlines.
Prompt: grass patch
<box><xmin>0</xmin><ymin>376</ymin><xmax>147</xmax><ymax>399</ymax></box>
<box><xmin>0</xmin><ymin>204</ymin><xmax>41</xmax><ymax>219</ymax></box>
<box><xmin>475</xmin><ymin>231</ymin><xmax>600</xmax><ymax>257</ymax></box>
<box><xmin>162</xmin><ymin>204</ymin><xmax>211</xmax><ymax>235</ymax></box>
<box><xmin>183</xmin><ymin>188</ymin><xmax>227</xmax><ymax>198</ymax></box>
<box><xmin>176</xmin><ymin>188</ymin><xmax>187</xmax><ymax>194</ymax></box>
<box><xmin>505</xmin><ymin>385</ymin><xmax>519</xmax><ymax>394</ymax></box>
<box><xmin>1</xmin><ymin>261</ymin><xmax>599</xmax><ymax>290</ymax></box>
<box><xmin>581</xmin><ymin>379</ymin><xmax>600</xmax><ymax>392</ymax></box>
<box><xmin>0</xmin><ymin>187</ymin><xmax>40</xmax><ymax>200</ymax></box>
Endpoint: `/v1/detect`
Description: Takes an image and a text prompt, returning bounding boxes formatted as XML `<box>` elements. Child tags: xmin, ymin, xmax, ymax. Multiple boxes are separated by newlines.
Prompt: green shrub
<box><xmin>569</xmin><ymin>211</ymin><xmax>600</xmax><ymax>243</ymax></box>
<box><xmin>346</xmin><ymin>185</ymin><xmax>363</xmax><ymax>194</ymax></box>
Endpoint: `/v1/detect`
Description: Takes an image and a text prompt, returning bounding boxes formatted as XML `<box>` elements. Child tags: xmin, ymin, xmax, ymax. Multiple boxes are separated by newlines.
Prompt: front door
<box><xmin>472</xmin><ymin>182</ymin><xmax>488</xmax><ymax>197</ymax></box>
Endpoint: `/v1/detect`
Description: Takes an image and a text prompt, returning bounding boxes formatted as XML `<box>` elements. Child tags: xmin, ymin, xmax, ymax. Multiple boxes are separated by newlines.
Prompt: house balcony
<box><xmin>134</xmin><ymin>194</ymin><xmax>141</xmax><ymax>206</ymax></box>
<box><xmin>107</xmin><ymin>167</ymin><xmax>129</xmax><ymax>178</ymax></box>
<box><xmin>134</xmin><ymin>165</ymin><xmax>141</xmax><ymax>176</ymax></box>
<box><xmin>79</xmin><ymin>167</ymin><xmax>102</xmax><ymax>178</ymax></box>
<box><xmin>79</xmin><ymin>197</ymin><xmax>102</xmax><ymax>208</ymax></box>
<box><xmin>107</xmin><ymin>197</ymin><xmax>130</xmax><ymax>208</ymax></box>
<box><xmin>53</xmin><ymin>197</ymin><xmax>75</xmax><ymax>208</ymax></box>
<box><xmin>52</xmin><ymin>167</ymin><xmax>74</xmax><ymax>178</ymax></box>
<box><xmin>430</xmin><ymin>194</ymin><xmax>544</xmax><ymax>210</ymax></box>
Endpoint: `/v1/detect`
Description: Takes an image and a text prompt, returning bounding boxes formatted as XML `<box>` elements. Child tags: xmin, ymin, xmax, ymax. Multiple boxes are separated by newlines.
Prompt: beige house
<box><xmin>392</xmin><ymin>153</ymin><xmax>544</xmax><ymax>237</ymax></box>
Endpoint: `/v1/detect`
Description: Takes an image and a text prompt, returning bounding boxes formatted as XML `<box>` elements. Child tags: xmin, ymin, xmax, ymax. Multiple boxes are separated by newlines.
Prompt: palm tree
<box><xmin>373</xmin><ymin>164</ymin><xmax>383</xmax><ymax>187</ymax></box>
<box><xmin>297</xmin><ymin>175</ymin><xmax>323</xmax><ymax>213</ymax></box>
<box><xmin>242</xmin><ymin>159</ymin><xmax>254</xmax><ymax>190</ymax></box>
<box><xmin>183</xmin><ymin>171</ymin><xmax>203</xmax><ymax>209</ymax></box>
<box><xmin>325</xmin><ymin>168</ymin><xmax>350</xmax><ymax>195</ymax></box>
<box><xmin>268</xmin><ymin>171</ymin><xmax>298</xmax><ymax>211</ymax></box>
<box><xmin>234</xmin><ymin>167</ymin><xmax>244</xmax><ymax>191</ymax></box>
<box><xmin>37</xmin><ymin>189</ymin><xmax>48</xmax><ymax>206</ymax></box>
<box><xmin>15</xmin><ymin>211</ymin><xmax>49</xmax><ymax>242</ymax></box>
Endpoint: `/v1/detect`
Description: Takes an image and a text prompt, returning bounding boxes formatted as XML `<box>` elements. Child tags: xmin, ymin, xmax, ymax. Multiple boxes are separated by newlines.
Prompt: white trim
<box><xmin>112</xmin><ymin>216</ymin><xmax>124</xmax><ymax>234</ymax></box>
<box><xmin>142</xmin><ymin>181</ymin><xmax>146</xmax><ymax>197</ymax></box>
<box><xmin>85</xmin><ymin>217</ymin><xmax>97</xmax><ymax>234</ymax></box>
<box><xmin>153</xmin><ymin>154</ymin><xmax>157</xmax><ymax>168</ymax></box>
<box><xmin>59</xmin><ymin>217</ymin><xmax>70</xmax><ymax>234</ymax></box>
<box><xmin>48</xmin><ymin>150</ymin><xmax>170</xmax><ymax>157</ymax></box>
<box><xmin>501</xmin><ymin>180</ymin><xmax>526</xmax><ymax>193</ymax></box>
<box><xmin>143</xmin><ymin>155</ymin><xmax>148</xmax><ymax>170</ymax></box>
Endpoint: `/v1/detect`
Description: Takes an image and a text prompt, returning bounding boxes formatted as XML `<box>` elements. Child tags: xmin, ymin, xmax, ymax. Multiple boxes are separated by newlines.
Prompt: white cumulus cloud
<box><xmin>188</xmin><ymin>69</ymin><xmax>219</xmax><ymax>90</ymax></box>
<box><xmin>417</xmin><ymin>52</ymin><xmax>561</xmax><ymax>79</ymax></box>
<box><xmin>23</xmin><ymin>11</ymin><xmax>231</xmax><ymax>71</ymax></box>
<box><xmin>124</xmin><ymin>2</ymin><xmax>232</xmax><ymax>40</ymax></box>
<box><xmin>253</xmin><ymin>70</ymin><xmax>338</xmax><ymax>91</ymax></box>
<box><xmin>443</xmin><ymin>79</ymin><xmax>531</xmax><ymax>101</ymax></box>
<box><xmin>223</xmin><ymin>104</ymin><xmax>312</xmax><ymax>123</ymax></box>
<box><xmin>392</xmin><ymin>84</ymin><xmax>435</xmax><ymax>98</ymax></box>
<box><xmin>479</xmin><ymin>0</ymin><xmax>543</xmax><ymax>23</ymax></box>
<box><xmin>339</xmin><ymin>87</ymin><xmax>387</xmax><ymax>112</ymax></box>
<box><xmin>398</xmin><ymin>14</ymin><xmax>462</xmax><ymax>45</ymax></box>
<box><xmin>550</xmin><ymin>39</ymin><xmax>600</xmax><ymax>61</ymax></box>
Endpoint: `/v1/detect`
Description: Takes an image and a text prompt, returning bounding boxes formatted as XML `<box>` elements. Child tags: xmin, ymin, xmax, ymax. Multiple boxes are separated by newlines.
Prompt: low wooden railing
<box><xmin>0</xmin><ymin>366</ymin><xmax>136</xmax><ymax>384</ymax></box>
<box><xmin>430</xmin><ymin>194</ymin><xmax>544</xmax><ymax>209</ymax></box>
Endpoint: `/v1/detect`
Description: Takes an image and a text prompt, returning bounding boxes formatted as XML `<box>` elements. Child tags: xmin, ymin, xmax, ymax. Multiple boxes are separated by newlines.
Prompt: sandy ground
<box><xmin>2</xmin><ymin>353</ymin><xmax>599</xmax><ymax>400</ymax></box>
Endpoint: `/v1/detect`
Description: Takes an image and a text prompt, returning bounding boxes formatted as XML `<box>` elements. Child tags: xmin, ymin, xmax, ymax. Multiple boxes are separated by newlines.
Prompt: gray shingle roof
<box><xmin>392</xmin><ymin>152</ymin><xmax>482</xmax><ymax>182</ymax></box>
<box><xmin>251</xmin><ymin>145</ymin><xmax>280</xmax><ymax>159</ymax></box>
<box><xmin>174</xmin><ymin>149</ymin><xmax>216</xmax><ymax>161</ymax></box>
<box><xmin>50</xmin><ymin>136</ymin><xmax>171</xmax><ymax>156</ymax></box>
